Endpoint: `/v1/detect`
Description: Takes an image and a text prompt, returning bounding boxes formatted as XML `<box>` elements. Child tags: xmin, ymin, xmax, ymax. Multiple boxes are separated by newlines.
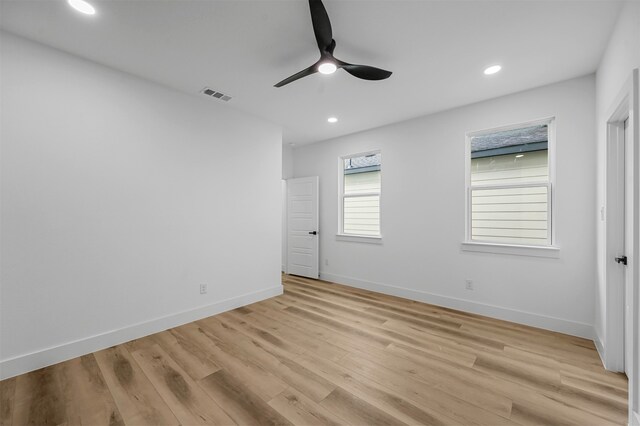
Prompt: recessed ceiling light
<box><xmin>515</xmin><ymin>154</ymin><xmax>524</xmax><ymax>158</ymax></box>
<box><xmin>327</xmin><ymin>117</ymin><xmax>338</xmax><ymax>123</ymax></box>
<box><xmin>484</xmin><ymin>65</ymin><xmax>502</xmax><ymax>75</ymax></box>
<box><xmin>68</xmin><ymin>0</ymin><xmax>96</xmax><ymax>15</ymax></box>
<box><xmin>318</xmin><ymin>62</ymin><xmax>337</xmax><ymax>75</ymax></box>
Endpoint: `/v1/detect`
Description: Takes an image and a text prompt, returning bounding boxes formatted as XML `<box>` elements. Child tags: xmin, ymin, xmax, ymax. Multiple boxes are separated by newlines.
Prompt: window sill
<box><xmin>461</xmin><ymin>241</ymin><xmax>559</xmax><ymax>258</ymax></box>
<box><xmin>336</xmin><ymin>234</ymin><xmax>383</xmax><ymax>244</ymax></box>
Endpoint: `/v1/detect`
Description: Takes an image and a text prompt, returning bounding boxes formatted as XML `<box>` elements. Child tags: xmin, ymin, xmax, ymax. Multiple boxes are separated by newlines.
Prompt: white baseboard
<box><xmin>320</xmin><ymin>272</ymin><xmax>594</xmax><ymax>339</ymax></box>
<box><xmin>0</xmin><ymin>285</ymin><xmax>283</xmax><ymax>380</ymax></box>
<box><xmin>594</xmin><ymin>333</ymin><xmax>606</xmax><ymax>367</ymax></box>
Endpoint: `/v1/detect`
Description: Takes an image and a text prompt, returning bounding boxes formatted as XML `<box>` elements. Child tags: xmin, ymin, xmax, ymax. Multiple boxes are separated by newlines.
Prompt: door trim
<box><xmin>629</xmin><ymin>68</ymin><xmax>640</xmax><ymax>426</ymax></box>
<box><xmin>282</xmin><ymin>179</ymin><xmax>288</xmax><ymax>274</ymax></box>
<box><xmin>603</xmin><ymin>69</ymin><xmax>639</xmax><ymax>426</ymax></box>
<box><xmin>604</xmin><ymin>94</ymin><xmax>628</xmax><ymax>372</ymax></box>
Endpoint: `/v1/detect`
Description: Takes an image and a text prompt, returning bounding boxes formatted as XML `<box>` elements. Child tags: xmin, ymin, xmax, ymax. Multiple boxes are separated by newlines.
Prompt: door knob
<box><xmin>615</xmin><ymin>256</ymin><xmax>627</xmax><ymax>265</ymax></box>
<box><xmin>308</xmin><ymin>231</ymin><xmax>317</xmax><ymax>235</ymax></box>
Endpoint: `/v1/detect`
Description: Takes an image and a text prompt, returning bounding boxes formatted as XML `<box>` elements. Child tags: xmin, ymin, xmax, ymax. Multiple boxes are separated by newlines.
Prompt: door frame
<box><xmin>282</xmin><ymin>179</ymin><xmax>288</xmax><ymax>274</ymax></box>
<box><xmin>604</xmin><ymin>68</ymin><xmax>639</xmax><ymax>425</ymax></box>
<box><xmin>604</xmin><ymin>85</ymin><xmax>629</xmax><ymax>372</ymax></box>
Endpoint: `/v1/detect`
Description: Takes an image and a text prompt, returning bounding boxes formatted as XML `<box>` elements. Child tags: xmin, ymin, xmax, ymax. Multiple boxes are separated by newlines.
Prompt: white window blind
<box><xmin>342</xmin><ymin>153</ymin><xmax>381</xmax><ymax>237</ymax></box>
<box><xmin>467</xmin><ymin>122</ymin><xmax>552</xmax><ymax>246</ymax></box>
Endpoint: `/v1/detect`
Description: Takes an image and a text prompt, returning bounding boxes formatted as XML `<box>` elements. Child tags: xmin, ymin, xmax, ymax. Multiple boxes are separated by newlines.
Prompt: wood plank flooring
<box><xmin>0</xmin><ymin>275</ymin><xmax>628</xmax><ymax>425</ymax></box>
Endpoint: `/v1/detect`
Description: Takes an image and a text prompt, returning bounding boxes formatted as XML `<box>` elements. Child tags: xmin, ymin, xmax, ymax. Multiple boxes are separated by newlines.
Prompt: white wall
<box><xmin>293</xmin><ymin>75</ymin><xmax>596</xmax><ymax>338</ymax></box>
<box><xmin>0</xmin><ymin>32</ymin><xmax>283</xmax><ymax>379</ymax></box>
<box><xmin>594</xmin><ymin>0</ymin><xmax>640</xmax><ymax>357</ymax></box>
<box><xmin>283</xmin><ymin>144</ymin><xmax>295</xmax><ymax>180</ymax></box>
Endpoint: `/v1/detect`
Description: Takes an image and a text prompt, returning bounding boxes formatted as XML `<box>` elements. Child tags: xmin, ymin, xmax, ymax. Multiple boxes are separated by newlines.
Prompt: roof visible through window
<box><xmin>344</xmin><ymin>153</ymin><xmax>381</xmax><ymax>174</ymax></box>
<box><xmin>471</xmin><ymin>125</ymin><xmax>548</xmax><ymax>159</ymax></box>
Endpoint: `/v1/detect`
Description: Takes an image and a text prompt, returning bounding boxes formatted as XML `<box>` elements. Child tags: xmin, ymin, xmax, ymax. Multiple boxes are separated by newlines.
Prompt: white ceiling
<box><xmin>0</xmin><ymin>0</ymin><xmax>623</xmax><ymax>145</ymax></box>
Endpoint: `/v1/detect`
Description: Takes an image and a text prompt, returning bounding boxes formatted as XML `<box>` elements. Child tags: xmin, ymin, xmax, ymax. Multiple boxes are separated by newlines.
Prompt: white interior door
<box><xmin>624</xmin><ymin>117</ymin><xmax>632</xmax><ymax>376</ymax></box>
<box><xmin>287</xmin><ymin>176</ymin><xmax>319</xmax><ymax>278</ymax></box>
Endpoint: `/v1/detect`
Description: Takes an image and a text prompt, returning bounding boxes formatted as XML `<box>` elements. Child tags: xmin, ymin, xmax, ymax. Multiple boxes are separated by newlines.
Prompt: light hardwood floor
<box><xmin>0</xmin><ymin>275</ymin><xmax>628</xmax><ymax>425</ymax></box>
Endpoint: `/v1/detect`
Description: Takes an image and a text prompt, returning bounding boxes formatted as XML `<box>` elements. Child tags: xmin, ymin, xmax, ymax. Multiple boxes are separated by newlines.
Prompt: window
<box><xmin>339</xmin><ymin>152</ymin><xmax>381</xmax><ymax>238</ymax></box>
<box><xmin>466</xmin><ymin>119</ymin><xmax>554</xmax><ymax>247</ymax></box>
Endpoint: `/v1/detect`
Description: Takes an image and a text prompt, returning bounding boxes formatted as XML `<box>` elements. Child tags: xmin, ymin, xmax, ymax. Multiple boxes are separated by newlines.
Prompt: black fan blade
<box><xmin>309</xmin><ymin>0</ymin><xmax>332</xmax><ymax>50</ymax></box>
<box><xmin>274</xmin><ymin>63</ymin><xmax>318</xmax><ymax>87</ymax></box>
<box><xmin>337</xmin><ymin>60</ymin><xmax>392</xmax><ymax>80</ymax></box>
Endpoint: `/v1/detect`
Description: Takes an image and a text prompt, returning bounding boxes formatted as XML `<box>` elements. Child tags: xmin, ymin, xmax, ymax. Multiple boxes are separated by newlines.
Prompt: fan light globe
<box><xmin>318</xmin><ymin>62</ymin><xmax>337</xmax><ymax>74</ymax></box>
<box><xmin>68</xmin><ymin>0</ymin><xmax>96</xmax><ymax>15</ymax></box>
<box><xmin>484</xmin><ymin>65</ymin><xmax>502</xmax><ymax>75</ymax></box>
<box><xmin>328</xmin><ymin>117</ymin><xmax>338</xmax><ymax>123</ymax></box>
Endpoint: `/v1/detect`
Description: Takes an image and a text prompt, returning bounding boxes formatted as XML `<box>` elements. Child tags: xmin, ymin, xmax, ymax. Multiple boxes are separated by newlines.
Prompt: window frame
<box><xmin>463</xmin><ymin>117</ymin><xmax>559</xmax><ymax>257</ymax></box>
<box><xmin>337</xmin><ymin>150</ymin><xmax>383</xmax><ymax>242</ymax></box>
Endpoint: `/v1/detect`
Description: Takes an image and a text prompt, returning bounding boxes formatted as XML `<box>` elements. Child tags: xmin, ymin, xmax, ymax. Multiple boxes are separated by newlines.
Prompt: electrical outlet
<box><xmin>465</xmin><ymin>280</ymin><xmax>474</xmax><ymax>291</ymax></box>
<box><xmin>325</xmin><ymin>259</ymin><xmax>329</xmax><ymax>266</ymax></box>
<box><xmin>200</xmin><ymin>284</ymin><xmax>208</xmax><ymax>294</ymax></box>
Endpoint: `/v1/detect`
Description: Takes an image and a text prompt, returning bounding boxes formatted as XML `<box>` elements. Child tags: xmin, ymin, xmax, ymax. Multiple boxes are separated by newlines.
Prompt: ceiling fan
<box><xmin>274</xmin><ymin>0</ymin><xmax>392</xmax><ymax>88</ymax></box>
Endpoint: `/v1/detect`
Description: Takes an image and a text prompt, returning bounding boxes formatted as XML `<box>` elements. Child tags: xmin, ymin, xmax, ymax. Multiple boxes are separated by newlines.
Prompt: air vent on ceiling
<box><xmin>201</xmin><ymin>87</ymin><xmax>232</xmax><ymax>102</ymax></box>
